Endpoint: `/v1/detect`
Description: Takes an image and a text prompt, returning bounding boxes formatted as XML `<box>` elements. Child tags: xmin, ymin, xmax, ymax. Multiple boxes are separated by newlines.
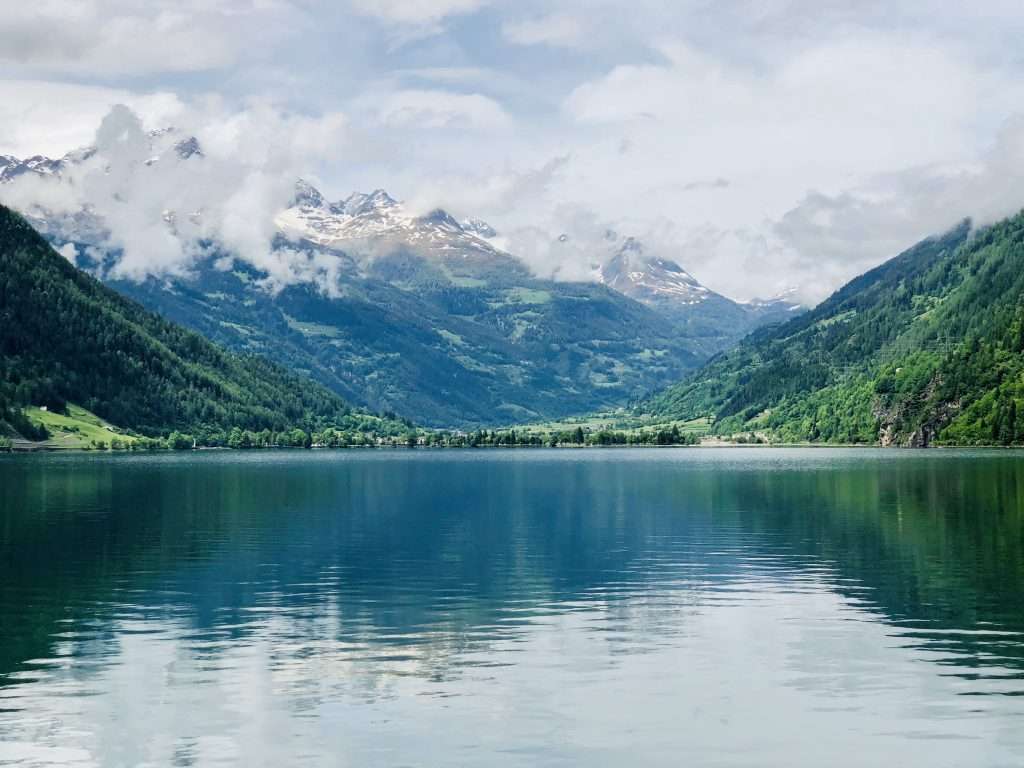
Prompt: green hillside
<box><xmin>104</xmin><ymin>256</ymin><xmax>701</xmax><ymax>429</ymax></box>
<box><xmin>0</xmin><ymin>206</ymin><xmax>411</xmax><ymax>446</ymax></box>
<box><xmin>645</xmin><ymin>212</ymin><xmax>1024</xmax><ymax>446</ymax></box>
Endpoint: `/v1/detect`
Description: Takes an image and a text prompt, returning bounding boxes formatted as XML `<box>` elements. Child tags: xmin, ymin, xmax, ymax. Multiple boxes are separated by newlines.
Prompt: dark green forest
<box><xmin>645</xmin><ymin>211</ymin><xmax>1024</xmax><ymax>445</ymax></box>
<box><xmin>0</xmin><ymin>205</ymin><xmax>411</xmax><ymax>446</ymax></box>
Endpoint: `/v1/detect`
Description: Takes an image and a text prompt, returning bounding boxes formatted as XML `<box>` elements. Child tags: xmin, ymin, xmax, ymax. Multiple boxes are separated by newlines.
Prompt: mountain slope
<box><xmin>0</xmin><ymin>206</ymin><xmax>408</xmax><ymax>441</ymax></box>
<box><xmin>642</xmin><ymin>214</ymin><xmax>1024</xmax><ymax>445</ymax></box>
<box><xmin>104</xmin><ymin>255</ymin><xmax>699</xmax><ymax>428</ymax></box>
<box><xmin>1</xmin><ymin>135</ymin><xmax>784</xmax><ymax>427</ymax></box>
<box><xmin>598</xmin><ymin>237</ymin><xmax>802</xmax><ymax>354</ymax></box>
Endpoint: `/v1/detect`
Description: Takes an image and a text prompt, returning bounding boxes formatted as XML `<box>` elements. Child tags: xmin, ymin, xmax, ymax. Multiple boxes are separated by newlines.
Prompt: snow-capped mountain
<box><xmin>1</xmin><ymin>133</ymin><xmax>513</xmax><ymax>278</ymax></box>
<box><xmin>462</xmin><ymin>218</ymin><xmax>497</xmax><ymax>239</ymax></box>
<box><xmin>600</xmin><ymin>237</ymin><xmax>712</xmax><ymax>307</ymax></box>
<box><xmin>593</xmin><ymin>234</ymin><xmax>804</xmax><ymax>351</ymax></box>
<box><xmin>740</xmin><ymin>287</ymin><xmax>805</xmax><ymax>319</ymax></box>
<box><xmin>0</xmin><ymin>146</ymin><xmax>99</xmax><ymax>182</ymax></box>
<box><xmin>276</xmin><ymin>180</ymin><xmax>515</xmax><ymax>275</ymax></box>
<box><xmin>0</xmin><ymin>132</ymin><xmax>199</xmax><ymax>184</ymax></box>
<box><xmin>0</xmin><ymin>155</ymin><xmax>64</xmax><ymax>182</ymax></box>
<box><xmin>0</xmin><ymin>132</ymin><xmax>798</xmax><ymax>322</ymax></box>
<box><xmin>0</xmin><ymin>134</ymin><xmax>805</xmax><ymax>425</ymax></box>
<box><xmin>599</xmin><ymin>236</ymin><xmax>803</xmax><ymax>316</ymax></box>
<box><xmin>172</xmin><ymin>136</ymin><xmax>203</xmax><ymax>160</ymax></box>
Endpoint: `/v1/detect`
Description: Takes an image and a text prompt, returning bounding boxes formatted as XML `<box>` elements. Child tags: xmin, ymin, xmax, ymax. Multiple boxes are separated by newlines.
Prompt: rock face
<box><xmin>462</xmin><ymin>218</ymin><xmax>497</xmax><ymax>239</ymax></box>
<box><xmin>873</xmin><ymin>377</ymin><xmax>962</xmax><ymax>448</ymax></box>
<box><xmin>905</xmin><ymin>427</ymin><xmax>931</xmax><ymax>448</ymax></box>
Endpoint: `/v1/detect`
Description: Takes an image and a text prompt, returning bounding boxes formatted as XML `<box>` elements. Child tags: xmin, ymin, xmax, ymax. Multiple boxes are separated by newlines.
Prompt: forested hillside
<box><xmin>107</xmin><ymin>259</ymin><xmax>701</xmax><ymax>429</ymax></box>
<box><xmin>0</xmin><ymin>206</ymin><xmax>410</xmax><ymax>445</ymax></box>
<box><xmin>645</xmin><ymin>212</ymin><xmax>1024</xmax><ymax>446</ymax></box>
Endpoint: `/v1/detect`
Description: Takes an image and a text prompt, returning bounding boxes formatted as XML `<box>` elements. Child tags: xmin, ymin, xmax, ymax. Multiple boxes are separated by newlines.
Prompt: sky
<box><xmin>3</xmin><ymin>1</ymin><xmax>1024</xmax><ymax>301</ymax></box>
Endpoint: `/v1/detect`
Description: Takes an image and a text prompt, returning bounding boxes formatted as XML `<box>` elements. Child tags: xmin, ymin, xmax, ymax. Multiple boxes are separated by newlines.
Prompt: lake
<box><xmin>1</xmin><ymin>448</ymin><xmax>1023</xmax><ymax>766</ymax></box>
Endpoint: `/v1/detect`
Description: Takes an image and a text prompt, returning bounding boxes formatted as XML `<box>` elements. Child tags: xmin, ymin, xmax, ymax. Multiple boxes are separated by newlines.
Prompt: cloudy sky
<box><xmin>4</xmin><ymin>0</ymin><xmax>1024</xmax><ymax>301</ymax></box>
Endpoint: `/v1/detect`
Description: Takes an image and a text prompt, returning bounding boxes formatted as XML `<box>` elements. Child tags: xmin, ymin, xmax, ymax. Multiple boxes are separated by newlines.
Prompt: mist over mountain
<box><xmin>0</xmin><ymin>114</ymin><xmax>804</xmax><ymax>426</ymax></box>
<box><xmin>642</xmin><ymin>212</ymin><xmax>1024</xmax><ymax>446</ymax></box>
<box><xmin>9</xmin><ymin>7</ymin><xmax>1024</xmax><ymax>768</ymax></box>
<box><xmin>0</xmin><ymin>111</ymin><xmax>797</xmax><ymax>313</ymax></box>
<box><xmin>0</xmin><ymin>203</ymin><xmax>413</xmax><ymax>446</ymax></box>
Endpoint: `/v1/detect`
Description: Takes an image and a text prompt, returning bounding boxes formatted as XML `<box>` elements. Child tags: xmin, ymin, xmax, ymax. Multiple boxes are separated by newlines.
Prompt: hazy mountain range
<box><xmin>6</xmin><ymin>128</ymin><xmax>1024</xmax><ymax>447</ymax></box>
<box><xmin>0</xmin><ymin>130</ymin><xmax>802</xmax><ymax>427</ymax></box>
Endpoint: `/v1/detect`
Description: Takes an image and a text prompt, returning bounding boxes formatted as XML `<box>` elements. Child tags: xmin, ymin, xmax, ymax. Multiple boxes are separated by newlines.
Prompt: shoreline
<box><xmin>4</xmin><ymin>441</ymin><xmax>1023</xmax><ymax>455</ymax></box>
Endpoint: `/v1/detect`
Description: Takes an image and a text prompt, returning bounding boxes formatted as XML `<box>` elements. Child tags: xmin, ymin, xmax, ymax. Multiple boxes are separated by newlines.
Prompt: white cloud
<box><xmin>766</xmin><ymin>115</ymin><xmax>1024</xmax><ymax>301</ymax></box>
<box><xmin>550</xmin><ymin>36</ymin><xmax>1024</xmax><ymax>299</ymax></box>
<box><xmin>0</xmin><ymin>1</ymin><xmax>299</xmax><ymax>77</ymax></box>
<box><xmin>394</xmin><ymin>67</ymin><xmax>499</xmax><ymax>85</ymax></box>
<box><xmin>348</xmin><ymin>0</ymin><xmax>488</xmax><ymax>26</ymax></box>
<box><xmin>6</xmin><ymin>3</ymin><xmax>1024</xmax><ymax>305</ymax></box>
<box><xmin>57</xmin><ymin>242</ymin><xmax>78</xmax><ymax>263</ymax></box>
<box><xmin>1</xmin><ymin>102</ymin><xmax>351</xmax><ymax>290</ymax></box>
<box><xmin>372</xmin><ymin>90</ymin><xmax>510</xmax><ymax>129</ymax></box>
<box><xmin>0</xmin><ymin>80</ymin><xmax>185</xmax><ymax>157</ymax></box>
<box><xmin>564</xmin><ymin>38</ymin><xmax>1007</xmax><ymax>176</ymax></box>
<box><xmin>590</xmin><ymin>113</ymin><xmax>1024</xmax><ymax>305</ymax></box>
<box><xmin>503</xmin><ymin>14</ymin><xmax>585</xmax><ymax>48</ymax></box>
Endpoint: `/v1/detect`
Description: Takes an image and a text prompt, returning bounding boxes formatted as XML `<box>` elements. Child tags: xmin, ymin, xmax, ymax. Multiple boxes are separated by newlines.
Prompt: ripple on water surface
<box><xmin>1</xmin><ymin>448</ymin><xmax>1023</xmax><ymax>766</ymax></box>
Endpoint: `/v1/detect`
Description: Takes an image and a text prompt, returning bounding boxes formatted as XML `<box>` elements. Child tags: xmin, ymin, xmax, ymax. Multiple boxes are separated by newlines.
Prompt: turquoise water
<box><xmin>1</xmin><ymin>448</ymin><xmax>1023</xmax><ymax>766</ymax></box>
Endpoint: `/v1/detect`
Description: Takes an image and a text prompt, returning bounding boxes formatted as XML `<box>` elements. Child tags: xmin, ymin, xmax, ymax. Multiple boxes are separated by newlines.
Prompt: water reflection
<box><xmin>1</xmin><ymin>449</ymin><xmax>1023</xmax><ymax>766</ymax></box>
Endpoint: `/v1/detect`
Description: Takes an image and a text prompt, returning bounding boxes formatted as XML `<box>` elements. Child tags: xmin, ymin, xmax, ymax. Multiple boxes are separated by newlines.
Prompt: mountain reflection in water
<box><xmin>1</xmin><ymin>449</ymin><xmax>1022</xmax><ymax>767</ymax></box>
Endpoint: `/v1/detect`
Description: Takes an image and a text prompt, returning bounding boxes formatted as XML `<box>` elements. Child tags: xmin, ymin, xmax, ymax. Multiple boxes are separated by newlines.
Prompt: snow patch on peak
<box><xmin>0</xmin><ymin>128</ymin><xmax>200</xmax><ymax>185</ymax></box>
<box><xmin>339</xmin><ymin>189</ymin><xmax>398</xmax><ymax>216</ymax></box>
<box><xmin>462</xmin><ymin>217</ymin><xmax>497</xmax><ymax>238</ymax></box>
<box><xmin>598</xmin><ymin>235</ymin><xmax>712</xmax><ymax>305</ymax></box>
<box><xmin>273</xmin><ymin>187</ymin><xmax>518</xmax><ymax>272</ymax></box>
<box><xmin>418</xmin><ymin>208</ymin><xmax>462</xmax><ymax>231</ymax></box>
<box><xmin>293</xmin><ymin>179</ymin><xmax>326</xmax><ymax>209</ymax></box>
<box><xmin>742</xmin><ymin>286</ymin><xmax>803</xmax><ymax>308</ymax></box>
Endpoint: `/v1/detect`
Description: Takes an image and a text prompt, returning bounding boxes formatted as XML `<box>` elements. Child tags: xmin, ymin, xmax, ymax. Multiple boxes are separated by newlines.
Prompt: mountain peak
<box><xmin>367</xmin><ymin>188</ymin><xmax>397</xmax><ymax>206</ymax></box>
<box><xmin>273</xmin><ymin>187</ymin><xmax>521</xmax><ymax>276</ymax></box>
<box><xmin>339</xmin><ymin>189</ymin><xmax>398</xmax><ymax>216</ymax></box>
<box><xmin>462</xmin><ymin>217</ymin><xmax>497</xmax><ymax>238</ymax></box>
<box><xmin>0</xmin><ymin>153</ymin><xmax>65</xmax><ymax>182</ymax></box>
<box><xmin>745</xmin><ymin>287</ymin><xmax>801</xmax><ymax>306</ymax></box>
<box><xmin>741</xmin><ymin>287</ymin><xmax>804</xmax><ymax>317</ymax></box>
<box><xmin>599</xmin><ymin>235</ymin><xmax>709</xmax><ymax>310</ymax></box>
<box><xmin>293</xmin><ymin>179</ymin><xmax>326</xmax><ymax>209</ymax></box>
<box><xmin>608</xmin><ymin>237</ymin><xmax>700</xmax><ymax>284</ymax></box>
<box><xmin>174</xmin><ymin>136</ymin><xmax>203</xmax><ymax>160</ymax></box>
<box><xmin>0</xmin><ymin>129</ymin><xmax>199</xmax><ymax>183</ymax></box>
<box><xmin>417</xmin><ymin>208</ymin><xmax>462</xmax><ymax>231</ymax></box>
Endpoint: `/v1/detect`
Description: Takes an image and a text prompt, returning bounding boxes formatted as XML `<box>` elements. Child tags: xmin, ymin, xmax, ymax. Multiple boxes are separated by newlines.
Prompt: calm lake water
<box><xmin>1</xmin><ymin>449</ymin><xmax>1023</xmax><ymax>767</ymax></box>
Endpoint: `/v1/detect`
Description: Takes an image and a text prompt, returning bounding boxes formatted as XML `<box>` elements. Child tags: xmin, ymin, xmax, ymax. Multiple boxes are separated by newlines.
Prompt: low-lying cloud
<box><xmin>7</xmin><ymin>2</ymin><xmax>1024</xmax><ymax>308</ymax></box>
<box><xmin>6</xmin><ymin>97</ymin><xmax>1024</xmax><ymax>308</ymax></box>
<box><xmin>1</xmin><ymin>103</ymin><xmax>350</xmax><ymax>292</ymax></box>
